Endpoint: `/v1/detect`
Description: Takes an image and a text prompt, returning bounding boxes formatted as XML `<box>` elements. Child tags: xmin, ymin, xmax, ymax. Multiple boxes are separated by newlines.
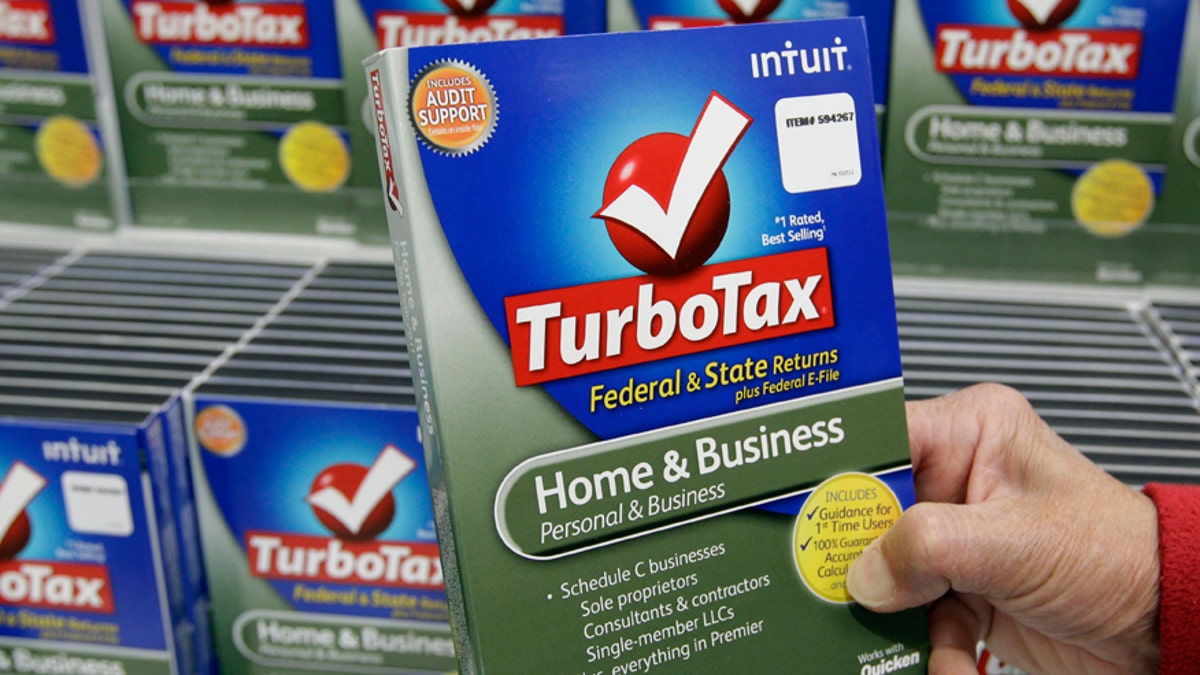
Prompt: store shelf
<box><xmin>896</xmin><ymin>284</ymin><xmax>1200</xmax><ymax>486</ymax></box>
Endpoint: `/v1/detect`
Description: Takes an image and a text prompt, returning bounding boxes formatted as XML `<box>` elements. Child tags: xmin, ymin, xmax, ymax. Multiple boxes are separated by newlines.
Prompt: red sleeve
<box><xmin>1143</xmin><ymin>483</ymin><xmax>1200</xmax><ymax>675</ymax></box>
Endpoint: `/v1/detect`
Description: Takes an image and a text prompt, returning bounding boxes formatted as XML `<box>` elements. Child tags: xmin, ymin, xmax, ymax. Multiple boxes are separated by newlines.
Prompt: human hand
<box><xmin>845</xmin><ymin>383</ymin><xmax>1160</xmax><ymax>674</ymax></box>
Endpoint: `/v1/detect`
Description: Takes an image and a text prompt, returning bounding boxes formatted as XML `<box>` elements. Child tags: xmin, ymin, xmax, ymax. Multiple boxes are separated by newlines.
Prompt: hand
<box><xmin>846</xmin><ymin>383</ymin><xmax>1160</xmax><ymax>674</ymax></box>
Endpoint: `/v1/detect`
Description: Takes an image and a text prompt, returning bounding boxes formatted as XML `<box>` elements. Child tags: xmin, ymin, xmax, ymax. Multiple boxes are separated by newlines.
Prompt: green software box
<box><xmin>1152</xmin><ymin>0</ymin><xmax>1200</xmax><ymax>267</ymax></box>
<box><xmin>97</xmin><ymin>0</ymin><xmax>357</xmax><ymax>238</ymax></box>
<box><xmin>0</xmin><ymin>0</ymin><xmax>125</xmax><ymax>231</ymax></box>
<box><xmin>367</xmin><ymin>19</ymin><xmax>928</xmax><ymax>674</ymax></box>
<box><xmin>884</xmin><ymin>0</ymin><xmax>1192</xmax><ymax>285</ymax></box>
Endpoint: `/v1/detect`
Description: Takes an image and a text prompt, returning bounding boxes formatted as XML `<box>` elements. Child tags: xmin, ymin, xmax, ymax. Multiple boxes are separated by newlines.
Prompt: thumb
<box><xmin>846</xmin><ymin>501</ymin><xmax>1013</xmax><ymax>612</ymax></box>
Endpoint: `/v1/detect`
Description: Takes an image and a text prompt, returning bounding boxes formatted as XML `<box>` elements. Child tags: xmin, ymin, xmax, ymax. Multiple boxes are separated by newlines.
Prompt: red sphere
<box><xmin>716</xmin><ymin>0</ymin><xmax>783</xmax><ymax>23</ymax></box>
<box><xmin>309</xmin><ymin>464</ymin><xmax>395</xmax><ymax>541</ymax></box>
<box><xmin>441</xmin><ymin>0</ymin><xmax>497</xmax><ymax>18</ymax></box>
<box><xmin>1007</xmin><ymin>0</ymin><xmax>1081</xmax><ymax>30</ymax></box>
<box><xmin>599</xmin><ymin>132</ymin><xmax>730</xmax><ymax>277</ymax></box>
<box><xmin>0</xmin><ymin>510</ymin><xmax>31</xmax><ymax>560</ymax></box>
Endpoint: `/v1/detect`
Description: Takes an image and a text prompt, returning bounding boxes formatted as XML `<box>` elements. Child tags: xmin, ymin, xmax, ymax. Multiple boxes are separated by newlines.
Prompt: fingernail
<box><xmin>847</xmin><ymin>543</ymin><xmax>896</xmax><ymax>608</ymax></box>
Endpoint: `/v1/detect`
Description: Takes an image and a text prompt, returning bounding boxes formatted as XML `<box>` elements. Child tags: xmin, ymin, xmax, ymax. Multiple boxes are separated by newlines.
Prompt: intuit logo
<box><xmin>42</xmin><ymin>438</ymin><xmax>122</xmax><ymax>466</ymax></box>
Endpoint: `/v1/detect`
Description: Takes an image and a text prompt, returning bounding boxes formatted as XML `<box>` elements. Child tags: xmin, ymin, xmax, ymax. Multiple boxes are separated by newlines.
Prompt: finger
<box><xmin>904</xmin><ymin>383</ymin><xmax>1041</xmax><ymax>504</ymax></box>
<box><xmin>927</xmin><ymin>595</ymin><xmax>984</xmax><ymax>675</ymax></box>
<box><xmin>846</xmin><ymin>500</ymin><xmax>1022</xmax><ymax>612</ymax></box>
<box><xmin>904</xmin><ymin>389</ymin><xmax>987</xmax><ymax>504</ymax></box>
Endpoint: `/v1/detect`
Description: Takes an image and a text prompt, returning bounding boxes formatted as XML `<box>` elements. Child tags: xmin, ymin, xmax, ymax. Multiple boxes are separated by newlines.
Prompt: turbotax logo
<box><xmin>504</xmin><ymin>92</ymin><xmax>834</xmax><ymax>386</ymax></box>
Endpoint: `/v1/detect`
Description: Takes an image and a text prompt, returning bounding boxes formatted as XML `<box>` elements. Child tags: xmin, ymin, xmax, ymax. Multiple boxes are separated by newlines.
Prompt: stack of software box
<box><xmin>0</xmin><ymin>1</ymin><xmax>126</xmax><ymax>231</ymax></box>
<box><xmin>1153</xmin><ymin>0</ymin><xmax>1200</xmax><ymax>242</ymax></box>
<box><xmin>96</xmin><ymin>0</ymin><xmax>357</xmax><ymax>239</ymax></box>
<box><xmin>883</xmin><ymin>0</ymin><xmax>1193</xmax><ymax>286</ymax></box>
<box><xmin>186</xmin><ymin>261</ymin><xmax>454</xmax><ymax>675</ymax></box>
<box><xmin>0</xmin><ymin>248</ymin><xmax>311</xmax><ymax>675</ymax></box>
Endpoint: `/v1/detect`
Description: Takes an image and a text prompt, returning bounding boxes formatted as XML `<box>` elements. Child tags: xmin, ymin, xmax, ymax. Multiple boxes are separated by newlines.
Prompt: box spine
<box><xmin>364</xmin><ymin>48</ymin><xmax>476</xmax><ymax>675</ymax></box>
<box><xmin>140</xmin><ymin>420</ymin><xmax>191</xmax><ymax>675</ymax></box>
<box><xmin>163</xmin><ymin>399</ymin><xmax>216</xmax><ymax>675</ymax></box>
<box><xmin>79</xmin><ymin>0</ymin><xmax>133</xmax><ymax>228</ymax></box>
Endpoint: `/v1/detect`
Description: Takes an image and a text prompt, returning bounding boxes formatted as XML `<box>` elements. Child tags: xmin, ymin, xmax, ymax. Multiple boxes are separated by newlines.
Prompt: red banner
<box><xmin>506</xmin><ymin>248</ymin><xmax>835</xmax><ymax>386</ymax></box>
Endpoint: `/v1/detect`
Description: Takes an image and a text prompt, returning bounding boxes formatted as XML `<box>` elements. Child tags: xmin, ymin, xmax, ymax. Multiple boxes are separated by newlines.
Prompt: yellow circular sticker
<box><xmin>1071</xmin><ymin>159</ymin><xmax>1154</xmax><ymax>238</ymax></box>
<box><xmin>279</xmin><ymin>121</ymin><xmax>350</xmax><ymax>193</ymax></box>
<box><xmin>36</xmin><ymin>115</ymin><xmax>102</xmax><ymax>188</ymax></box>
<box><xmin>409</xmin><ymin>60</ymin><xmax>496</xmax><ymax>155</ymax></box>
<box><xmin>195</xmin><ymin>405</ymin><xmax>247</xmax><ymax>456</ymax></box>
<box><xmin>794</xmin><ymin>473</ymin><xmax>900</xmax><ymax>603</ymax></box>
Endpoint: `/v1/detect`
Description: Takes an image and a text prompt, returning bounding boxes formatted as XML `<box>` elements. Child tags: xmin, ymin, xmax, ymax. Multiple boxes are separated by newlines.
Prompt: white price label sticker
<box><xmin>775</xmin><ymin>92</ymin><xmax>862</xmax><ymax>194</ymax></box>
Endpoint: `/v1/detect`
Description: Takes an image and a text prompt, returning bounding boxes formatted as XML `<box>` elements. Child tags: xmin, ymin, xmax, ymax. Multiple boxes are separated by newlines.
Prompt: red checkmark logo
<box><xmin>595</xmin><ymin>92</ymin><xmax>752</xmax><ymax>276</ymax></box>
<box><xmin>717</xmin><ymin>0</ymin><xmax>783</xmax><ymax>23</ymax></box>
<box><xmin>0</xmin><ymin>462</ymin><xmax>46</xmax><ymax>560</ymax></box>
<box><xmin>1007</xmin><ymin>0</ymin><xmax>1080</xmax><ymax>29</ymax></box>
<box><xmin>306</xmin><ymin>445</ymin><xmax>416</xmax><ymax>541</ymax></box>
<box><xmin>441</xmin><ymin>0</ymin><xmax>496</xmax><ymax>17</ymax></box>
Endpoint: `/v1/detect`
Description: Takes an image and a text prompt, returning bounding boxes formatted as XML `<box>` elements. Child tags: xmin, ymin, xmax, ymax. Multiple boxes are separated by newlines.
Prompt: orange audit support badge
<box><xmin>194</xmin><ymin>405</ymin><xmax>248</xmax><ymax>456</ymax></box>
<box><xmin>410</xmin><ymin>60</ymin><xmax>497</xmax><ymax>155</ymax></box>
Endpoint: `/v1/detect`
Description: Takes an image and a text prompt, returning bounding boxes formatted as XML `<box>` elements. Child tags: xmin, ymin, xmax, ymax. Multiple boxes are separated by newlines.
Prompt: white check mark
<box><xmin>729</xmin><ymin>0</ymin><xmax>764</xmax><ymax>16</ymax></box>
<box><xmin>597</xmin><ymin>92</ymin><xmax>752</xmax><ymax>260</ymax></box>
<box><xmin>0</xmin><ymin>462</ymin><xmax>46</xmax><ymax>540</ymax></box>
<box><xmin>305</xmin><ymin>445</ymin><xmax>415</xmax><ymax>536</ymax></box>
<box><xmin>1013</xmin><ymin>0</ymin><xmax>1063</xmax><ymax>24</ymax></box>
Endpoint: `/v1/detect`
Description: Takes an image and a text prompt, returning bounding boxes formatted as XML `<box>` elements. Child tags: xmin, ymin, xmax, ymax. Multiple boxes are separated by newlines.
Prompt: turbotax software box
<box><xmin>1150</xmin><ymin>0</ymin><xmax>1200</xmax><ymax>283</ymax></box>
<box><xmin>186</xmin><ymin>262</ymin><xmax>455</xmax><ymax>675</ymax></box>
<box><xmin>883</xmin><ymin>0</ymin><xmax>1191</xmax><ymax>285</ymax></box>
<box><xmin>96</xmin><ymin>0</ymin><xmax>357</xmax><ymax>238</ymax></box>
<box><xmin>367</xmin><ymin>19</ymin><xmax>928</xmax><ymax>673</ymax></box>
<box><xmin>0</xmin><ymin>0</ymin><xmax>126</xmax><ymax>231</ymax></box>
